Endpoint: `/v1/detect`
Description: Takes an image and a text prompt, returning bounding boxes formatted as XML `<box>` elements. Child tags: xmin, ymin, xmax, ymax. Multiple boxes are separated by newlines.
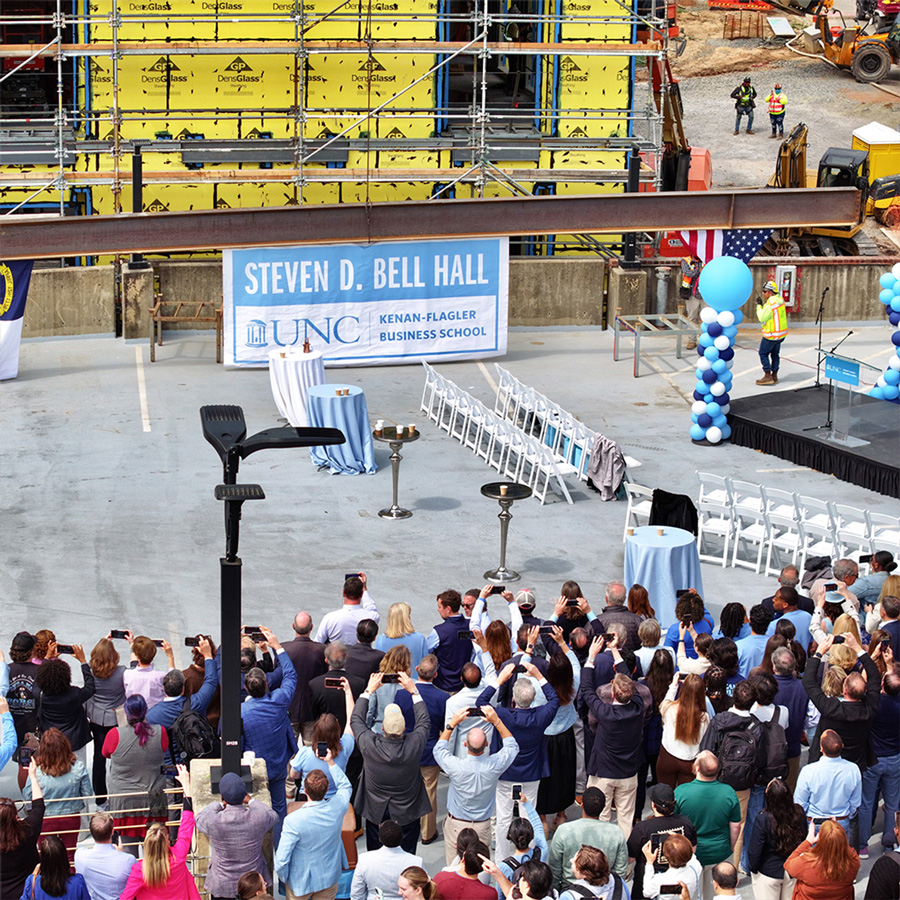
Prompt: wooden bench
<box><xmin>149</xmin><ymin>293</ymin><xmax>223</xmax><ymax>363</ymax></box>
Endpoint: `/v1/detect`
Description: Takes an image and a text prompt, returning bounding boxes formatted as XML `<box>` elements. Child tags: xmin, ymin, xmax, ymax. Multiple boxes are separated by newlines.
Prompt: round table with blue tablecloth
<box><xmin>305</xmin><ymin>383</ymin><xmax>377</xmax><ymax>475</ymax></box>
<box><xmin>624</xmin><ymin>525</ymin><xmax>704</xmax><ymax>628</ymax></box>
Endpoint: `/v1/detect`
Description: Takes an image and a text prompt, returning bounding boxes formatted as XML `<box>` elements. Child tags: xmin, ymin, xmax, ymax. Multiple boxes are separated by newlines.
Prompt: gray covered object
<box><xmin>587</xmin><ymin>434</ymin><xmax>626</xmax><ymax>501</ymax></box>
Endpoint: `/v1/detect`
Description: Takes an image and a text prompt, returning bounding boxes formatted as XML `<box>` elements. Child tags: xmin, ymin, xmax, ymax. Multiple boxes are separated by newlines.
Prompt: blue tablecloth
<box><xmin>305</xmin><ymin>383</ymin><xmax>377</xmax><ymax>475</ymax></box>
<box><xmin>624</xmin><ymin>525</ymin><xmax>704</xmax><ymax>628</ymax></box>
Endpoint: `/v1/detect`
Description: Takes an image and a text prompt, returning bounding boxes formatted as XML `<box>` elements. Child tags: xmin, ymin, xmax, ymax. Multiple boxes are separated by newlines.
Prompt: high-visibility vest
<box><xmin>766</xmin><ymin>91</ymin><xmax>786</xmax><ymax>115</ymax></box>
<box><xmin>681</xmin><ymin>256</ymin><xmax>699</xmax><ymax>289</ymax></box>
<box><xmin>758</xmin><ymin>294</ymin><xmax>788</xmax><ymax>339</ymax></box>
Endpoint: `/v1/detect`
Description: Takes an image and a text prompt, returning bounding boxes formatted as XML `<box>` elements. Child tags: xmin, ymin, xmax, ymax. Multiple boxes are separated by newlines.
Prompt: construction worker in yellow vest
<box><xmin>680</xmin><ymin>253</ymin><xmax>703</xmax><ymax>348</ymax></box>
<box><xmin>756</xmin><ymin>280</ymin><xmax>788</xmax><ymax>385</ymax></box>
<box><xmin>765</xmin><ymin>83</ymin><xmax>786</xmax><ymax>139</ymax></box>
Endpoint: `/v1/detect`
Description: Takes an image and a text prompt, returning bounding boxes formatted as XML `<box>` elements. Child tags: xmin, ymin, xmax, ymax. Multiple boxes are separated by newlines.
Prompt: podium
<box><xmin>812</xmin><ymin>352</ymin><xmax>882</xmax><ymax>448</ymax></box>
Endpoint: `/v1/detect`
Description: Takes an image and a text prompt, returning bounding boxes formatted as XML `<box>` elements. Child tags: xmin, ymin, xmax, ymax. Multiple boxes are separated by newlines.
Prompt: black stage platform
<box><xmin>728</xmin><ymin>384</ymin><xmax>900</xmax><ymax>498</ymax></box>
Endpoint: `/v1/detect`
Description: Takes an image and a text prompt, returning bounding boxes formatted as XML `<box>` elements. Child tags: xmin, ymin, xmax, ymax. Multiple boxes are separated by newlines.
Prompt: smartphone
<box><xmin>682</xmin><ymin>618</ymin><xmax>692</xmax><ymax>628</ymax></box>
<box><xmin>324</xmin><ymin>677</ymin><xmax>343</xmax><ymax>688</ymax></box>
<box><xmin>458</xmin><ymin>630</ymin><xmax>475</xmax><ymax>641</ymax></box>
<box><xmin>511</xmin><ymin>784</ymin><xmax>522</xmax><ymax>800</ymax></box>
<box><xmin>110</xmin><ymin>629</ymin><xmax>129</xmax><ymax>640</ymax></box>
<box><xmin>824</xmin><ymin>583</ymin><xmax>839</xmax><ymax>592</ymax></box>
<box><xmin>345</xmin><ymin>573</ymin><xmax>361</xmax><ymax>581</ymax></box>
<box><xmin>538</xmin><ymin>625</ymin><xmax>555</xmax><ymax>634</ymax></box>
<box><xmin>56</xmin><ymin>644</ymin><xmax>75</xmax><ymax>655</ymax></box>
<box><xmin>660</xmin><ymin>887</ymin><xmax>682</xmax><ymax>895</ymax></box>
<box><xmin>603</xmin><ymin>633</ymin><xmax>616</xmax><ymax>642</ymax></box>
<box><xmin>650</xmin><ymin>833</ymin><xmax>664</xmax><ymax>853</ymax></box>
<box><xmin>467</xmin><ymin>707</ymin><xmax>486</xmax><ymax>717</ymax></box>
<box><xmin>295</xmin><ymin>790</ymin><xmax>308</xmax><ymax>802</ymax></box>
<box><xmin>316</xmin><ymin>741</ymin><xmax>328</xmax><ymax>759</ymax></box>
<box><xmin>675</xmin><ymin>589</ymin><xmax>689</xmax><ymax>598</ymax></box>
<box><xmin>514</xmin><ymin>664</ymin><xmax>527</xmax><ymax>674</ymax></box>
<box><xmin>18</xmin><ymin>746</ymin><xmax>34</xmax><ymax>767</ymax></box>
<box><xmin>812</xmin><ymin>817</ymin><xmax>827</xmax><ymax>836</ymax></box>
<box><xmin>382</xmin><ymin>673</ymin><xmax>400</xmax><ymax>684</ymax></box>
<box><xmin>242</xmin><ymin>626</ymin><xmax>262</xmax><ymax>635</ymax></box>
<box><xmin>832</xmin><ymin>635</ymin><xmax>845</xmax><ymax>644</ymax></box>
<box><xmin>565</xmin><ymin>599</ymin><xmax>580</xmax><ymax>607</ymax></box>
<box><xmin>490</xmin><ymin>585</ymin><xmax>506</xmax><ymax>595</ymax></box>
<box><xmin>860</xmin><ymin>554</ymin><xmax>873</xmax><ymax>565</ymax></box>
<box><xmin>248</xmin><ymin>633</ymin><xmax>265</xmax><ymax>643</ymax></box>
<box><xmin>184</xmin><ymin>636</ymin><xmax>200</xmax><ymax>647</ymax></box>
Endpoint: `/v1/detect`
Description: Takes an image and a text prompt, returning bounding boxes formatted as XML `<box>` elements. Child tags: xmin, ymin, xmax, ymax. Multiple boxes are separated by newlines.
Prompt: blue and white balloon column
<box><xmin>689</xmin><ymin>256</ymin><xmax>754</xmax><ymax>444</ymax></box>
<box><xmin>869</xmin><ymin>261</ymin><xmax>900</xmax><ymax>404</ymax></box>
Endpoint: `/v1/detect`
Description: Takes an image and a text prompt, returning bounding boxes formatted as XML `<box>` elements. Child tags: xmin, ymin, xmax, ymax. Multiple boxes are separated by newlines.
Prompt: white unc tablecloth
<box><xmin>268</xmin><ymin>349</ymin><xmax>326</xmax><ymax>427</ymax></box>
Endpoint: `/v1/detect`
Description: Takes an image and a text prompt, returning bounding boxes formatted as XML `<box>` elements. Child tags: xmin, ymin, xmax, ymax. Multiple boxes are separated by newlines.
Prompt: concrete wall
<box><xmin>20</xmin><ymin>256</ymin><xmax>896</xmax><ymax>339</ymax></box>
<box><xmin>22</xmin><ymin>266</ymin><xmax>115</xmax><ymax>338</ymax></box>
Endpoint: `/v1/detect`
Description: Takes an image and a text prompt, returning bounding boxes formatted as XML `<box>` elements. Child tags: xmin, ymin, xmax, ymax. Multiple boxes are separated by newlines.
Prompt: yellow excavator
<box><xmin>774</xmin><ymin>0</ymin><xmax>900</xmax><ymax>83</ymax></box>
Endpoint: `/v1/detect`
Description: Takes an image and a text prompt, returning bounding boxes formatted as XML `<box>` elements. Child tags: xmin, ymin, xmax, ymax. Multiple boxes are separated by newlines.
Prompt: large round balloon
<box><xmin>697</xmin><ymin>256</ymin><xmax>754</xmax><ymax>312</ymax></box>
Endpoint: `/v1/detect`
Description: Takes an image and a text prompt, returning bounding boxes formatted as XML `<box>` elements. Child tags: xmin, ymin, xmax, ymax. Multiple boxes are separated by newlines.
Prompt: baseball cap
<box><xmin>648</xmin><ymin>783</ymin><xmax>676</xmax><ymax>806</ymax></box>
<box><xmin>219</xmin><ymin>772</ymin><xmax>248</xmax><ymax>805</ymax></box>
<box><xmin>516</xmin><ymin>589</ymin><xmax>536</xmax><ymax>609</ymax></box>
<box><xmin>383</xmin><ymin>704</ymin><xmax>406</xmax><ymax>735</ymax></box>
<box><xmin>11</xmin><ymin>632</ymin><xmax>36</xmax><ymax>653</ymax></box>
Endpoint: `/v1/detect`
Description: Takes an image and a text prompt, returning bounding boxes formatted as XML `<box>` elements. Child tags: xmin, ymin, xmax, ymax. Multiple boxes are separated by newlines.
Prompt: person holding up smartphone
<box><xmin>0</xmin><ymin>756</ymin><xmax>46</xmax><ymax>900</ymax></box>
<box><xmin>122</xmin><ymin>634</ymin><xmax>176</xmax><ymax>709</ymax></box>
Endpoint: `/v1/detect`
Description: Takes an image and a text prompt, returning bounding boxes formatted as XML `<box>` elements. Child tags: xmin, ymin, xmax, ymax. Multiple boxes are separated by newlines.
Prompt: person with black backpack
<box><xmin>558</xmin><ymin>845</ymin><xmax>627</xmax><ymax>900</ymax></box>
<box><xmin>496</xmin><ymin>792</ymin><xmax>548</xmax><ymax>889</ymax></box>
<box><xmin>145</xmin><ymin>636</ymin><xmax>219</xmax><ymax>765</ymax></box>
<box><xmin>698</xmin><ymin>680</ymin><xmax>760</xmax><ymax>867</ymax></box>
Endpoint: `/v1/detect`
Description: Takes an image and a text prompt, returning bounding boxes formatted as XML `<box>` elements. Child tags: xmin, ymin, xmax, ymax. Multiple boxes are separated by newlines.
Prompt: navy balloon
<box><xmin>693</xmin><ymin>389</ymin><xmax>705</xmax><ymax>401</ymax></box>
<box><xmin>720</xmin><ymin>347</ymin><xmax>735</xmax><ymax>361</ymax></box>
<box><xmin>707</xmin><ymin>323</ymin><xmax>723</xmax><ymax>338</ymax></box>
<box><xmin>698</xmin><ymin>413</ymin><xmax>713</xmax><ymax>428</ymax></box>
<box><xmin>718</xmin><ymin>392</ymin><xmax>730</xmax><ymax>405</ymax></box>
<box><xmin>893</xmin><ymin>332</ymin><xmax>900</xmax><ymax>347</ymax></box>
<box><xmin>702</xmin><ymin>369</ymin><xmax>718</xmax><ymax>384</ymax></box>
<box><xmin>891</xmin><ymin>311</ymin><xmax>900</xmax><ymax>327</ymax></box>
<box><xmin>696</xmin><ymin>345</ymin><xmax>706</xmax><ymax>356</ymax></box>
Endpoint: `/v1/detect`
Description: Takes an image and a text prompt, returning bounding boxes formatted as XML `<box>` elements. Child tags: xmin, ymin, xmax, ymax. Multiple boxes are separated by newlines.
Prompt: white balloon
<box><xmin>710</xmin><ymin>381</ymin><xmax>727</xmax><ymax>396</ymax></box>
<box><xmin>706</xmin><ymin>426</ymin><xmax>723</xmax><ymax>444</ymax></box>
<box><xmin>700</xmin><ymin>306</ymin><xmax>718</xmax><ymax>324</ymax></box>
<box><xmin>717</xmin><ymin>310</ymin><xmax>735</xmax><ymax>328</ymax></box>
<box><xmin>692</xmin><ymin>400</ymin><xmax>708</xmax><ymax>415</ymax></box>
<box><xmin>719</xmin><ymin>403</ymin><xmax>730</xmax><ymax>415</ymax></box>
<box><xmin>889</xmin><ymin>356</ymin><xmax>900</xmax><ymax>371</ymax></box>
<box><xmin>877</xmin><ymin>376</ymin><xmax>887</xmax><ymax>387</ymax></box>
<box><xmin>697</xmin><ymin>358</ymin><xmax>712</xmax><ymax>371</ymax></box>
<box><xmin>893</xmin><ymin>261</ymin><xmax>900</xmax><ymax>281</ymax></box>
<box><xmin>713</xmin><ymin>335</ymin><xmax>731</xmax><ymax>351</ymax></box>
<box><xmin>726</xmin><ymin>359</ymin><xmax>735</xmax><ymax>369</ymax></box>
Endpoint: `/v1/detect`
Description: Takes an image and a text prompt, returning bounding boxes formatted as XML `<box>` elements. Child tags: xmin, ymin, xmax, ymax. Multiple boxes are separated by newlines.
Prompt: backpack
<box><xmin>169</xmin><ymin>699</ymin><xmax>220</xmax><ymax>764</ymax></box>
<box><xmin>754</xmin><ymin>707</ymin><xmax>789</xmax><ymax>785</ymax></box>
<box><xmin>565</xmin><ymin>875</ymin><xmax>623</xmax><ymax>900</ymax></box>
<box><xmin>717</xmin><ymin>717</ymin><xmax>760</xmax><ymax>791</ymax></box>
<box><xmin>503</xmin><ymin>847</ymin><xmax>542</xmax><ymax>885</ymax></box>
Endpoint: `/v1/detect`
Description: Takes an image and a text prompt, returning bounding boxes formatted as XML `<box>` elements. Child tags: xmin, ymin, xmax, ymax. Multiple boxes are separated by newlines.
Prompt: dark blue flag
<box><xmin>0</xmin><ymin>261</ymin><xmax>35</xmax><ymax>321</ymax></box>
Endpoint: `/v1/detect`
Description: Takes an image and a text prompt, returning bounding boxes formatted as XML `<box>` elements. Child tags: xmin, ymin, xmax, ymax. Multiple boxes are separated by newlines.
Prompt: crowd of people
<box><xmin>1</xmin><ymin>555</ymin><xmax>898</xmax><ymax>900</ymax></box>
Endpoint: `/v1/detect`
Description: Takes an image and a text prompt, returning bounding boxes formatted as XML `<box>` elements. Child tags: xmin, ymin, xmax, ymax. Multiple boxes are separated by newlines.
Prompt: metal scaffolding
<box><xmin>0</xmin><ymin>0</ymin><xmax>676</xmax><ymax>256</ymax></box>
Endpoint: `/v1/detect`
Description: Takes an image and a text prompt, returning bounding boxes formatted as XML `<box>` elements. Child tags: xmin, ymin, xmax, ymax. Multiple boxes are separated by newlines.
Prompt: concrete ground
<box><xmin>3</xmin><ymin>323</ymin><xmax>898</xmax><ymax>890</ymax></box>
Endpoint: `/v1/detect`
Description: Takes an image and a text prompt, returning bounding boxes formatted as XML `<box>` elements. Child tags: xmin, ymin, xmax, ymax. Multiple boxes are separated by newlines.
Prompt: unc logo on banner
<box><xmin>0</xmin><ymin>259</ymin><xmax>35</xmax><ymax>380</ymax></box>
<box><xmin>0</xmin><ymin>264</ymin><xmax>13</xmax><ymax>317</ymax></box>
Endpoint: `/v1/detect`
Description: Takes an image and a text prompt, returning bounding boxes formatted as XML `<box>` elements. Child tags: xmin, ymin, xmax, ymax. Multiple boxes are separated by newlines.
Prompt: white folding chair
<box><xmin>493</xmin><ymin>364</ymin><xmax>515</xmax><ymax>418</ymax></box>
<box><xmin>728</xmin><ymin>478</ymin><xmax>765</xmax><ymax>516</ymax></box>
<box><xmin>624</xmin><ymin>482</ymin><xmax>654</xmax><ymax>540</ymax></box>
<box><xmin>450</xmin><ymin>389</ymin><xmax>476</xmax><ymax>444</ymax></box>
<box><xmin>696</xmin><ymin>476</ymin><xmax>733</xmax><ymax>566</ymax></box>
<box><xmin>487</xmin><ymin>417</ymin><xmax>514</xmax><ymax>472</ymax></box>
<box><xmin>829</xmin><ymin>502</ymin><xmax>872</xmax><ymax>561</ymax></box>
<box><xmin>503</xmin><ymin>428</ymin><xmax>530</xmax><ymax>483</ymax></box>
<box><xmin>464</xmin><ymin>398</ymin><xmax>492</xmax><ymax>454</ymax></box>
<box><xmin>731</xmin><ymin>501</ymin><xmax>769</xmax><ymax>574</ymax></box>
<box><xmin>420</xmin><ymin>361</ymin><xmax>438</xmax><ymax>416</ymax></box>
<box><xmin>796</xmin><ymin>494</ymin><xmax>835</xmax><ymax>532</ymax></box>
<box><xmin>867</xmin><ymin>511</ymin><xmax>900</xmax><ymax>554</ymax></box>
<box><xmin>762</xmin><ymin>486</ymin><xmax>798</xmax><ymax>521</ymax></box>
<box><xmin>697</xmin><ymin>472</ymin><xmax>732</xmax><ymax>509</ymax></box>
<box><xmin>436</xmin><ymin>382</ymin><xmax>461</xmax><ymax>434</ymax></box>
<box><xmin>530</xmin><ymin>440</ymin><xmax>577</xmax><ymax>505</ymax></box>
<box><xmin>764</xmin><ymin>510</ymin><xmax>804</xmax><ymax>578</ymax></box>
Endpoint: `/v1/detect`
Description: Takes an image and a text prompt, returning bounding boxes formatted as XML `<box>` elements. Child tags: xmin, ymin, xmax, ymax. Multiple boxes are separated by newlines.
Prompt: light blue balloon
<box><xmin>706</xmin><ymin>401</ymin><xmax>722</xmax><ymax>417</ymax></box>
<box><xmin>720</xmin><ymin>423</ymin><xmax>732</xmax><ymax>440</ymax></box>
<box><xmin>870</xmin><ymin>386</ymin><xmax>885</xmax><ymax>399</ymax></box>
<box><xmin>690</xmin><ymin>424</ymin><xmax>706</xmax><ymax>441</ymax></box>
<box><xmin>732</xmin><ymin>310</ymin><xmax>744</xmax><ymax>324</ymax></box>
<box><xmin>712</xmin><ymin>414</ymin><xmax>727</xmax><ymax>428</ymax></box>
<box><xmin>720</xmin><ymin>372</ymin><xmax>734</xmax><ymax>386</ymax></box>
<box><xmin>881</xmin><ymin>289</ymin><xmax>895</xmax><ymax>304</ymax></box>
<box><xmin>697</xmin><ymin>256</ymin><xmax>754</xmax><ymax>312</ymax></box>
<box><xmin>695</xmin><ymin>368</ymin><xmax>706</xmax><ymax>381</ymax></box>
<box><xmin>704</xmin><ymin>393</ymin><xmax>714</xmax><ymax>402</ymax></box>
<box><xmin>704</xmin><ymin>346</ymin><xmax>719</xmax><ymax>361</ymax></box>
<box><xmin>880</xmin><ymin>273</ymin><xmax>897</xmax><ymax>289</ymax></box>
<box><xmin>885</xmin><ymin>369</ymin><xmax>900</xmax><ymax>386</ymax></box>
<box><xmin>891</xmin><ymin>297</ymin><xmax>900</xmax><ymax>312</ymax></box>
<box><xmin>883</xmin><ymin>384</ymin><xmax>900</xmax><ymax>401</ymax></box>
<box><xmin>723</xmin><ymin>325</ymin><xmax>738</xmax><ymax>339</ymax></box>
<box><xmin>691</xmin><ymin>412</ymin><xmax>700</xmax><ymax>423</ymax></box>
<box><xmin>695</xmin><ymin>380</ymin><xmax>707</xmax><ymax>395</ymax></box>
<box><xmin>701</xmin><ymin>322</ymin><xmax>710</xmax><ymax>333</ymax></box>
<box><xmin>712</xmin><ymin>359</ymin><xmax>728</xmax><ymax>374</ymax></box>
<box><xmin>699</xmin><ymin>333</ymin><xmax>714</xmax><ymax>348</ymax></box>
<box><xmin>894</xmin><ymin>282</ymin><xmax>900</xmax><ymax>295</ymax></box>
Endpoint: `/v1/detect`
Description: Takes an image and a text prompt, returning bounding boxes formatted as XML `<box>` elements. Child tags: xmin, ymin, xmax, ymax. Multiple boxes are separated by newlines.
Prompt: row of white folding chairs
<box><xmin>493</xmin><ymin>364</ymin><xmax>595</xmax><ymax>482</ymax></box>
<box><xmin>420</xmin><ymin>363</ymin><xmax>578</xmax><ymax>503</ymax></box>
<box><xmin>695</xmin><ymin>472</ymin><xmax>900</xmax><ymax>577</ymax></box>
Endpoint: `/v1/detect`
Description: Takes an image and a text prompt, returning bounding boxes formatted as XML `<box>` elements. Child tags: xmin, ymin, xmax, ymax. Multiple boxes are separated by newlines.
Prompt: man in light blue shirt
<box><xmin>434</xmin><ymin>704</ymin><xmax>519</xmax><ymax>865</ymax></box>
<box><xmin>766</xmin><ymin>588</ymin><xmax>812</xmax><ymax>641</ymax></box>
<box><xmin>795</xmin><ymin>729</ymin><xmax>861</xmax><ymax>840</ymax></box>
<box><xmin>275</xmin><ymin>753</ymin><xmax>352</xmax><ymax>900</ymax></box>
<box><xmin>350</xmin><ymin>820</ymin><xmax>423</xmax><ymax>900</ymax></box>
<box><xmin>74</xmin><ymin>812</ymin><xmax>136</xmax><ymax>900</ymax></box>
<box><xmin>315</xmin><ymin>573</ymin><xmax>379</xmax><ymax>646</ymax></box>
<box><xmin>736</xmin><ymin>605</ymin><xmax>774</xmax><ymax>678</ymax></box>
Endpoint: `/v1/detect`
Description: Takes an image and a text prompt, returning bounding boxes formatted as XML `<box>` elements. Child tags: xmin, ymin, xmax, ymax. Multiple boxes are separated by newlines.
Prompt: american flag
<box><xmin>678</xmin><ymin>227</ymin><xmax>772</xmax><ymax>263</ymax></box>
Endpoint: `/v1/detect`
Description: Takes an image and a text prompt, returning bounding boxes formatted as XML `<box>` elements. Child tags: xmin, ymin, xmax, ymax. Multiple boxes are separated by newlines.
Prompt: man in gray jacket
<box><xmin>195</xmin><ymin>771</ymin><xmax>279</xmax><ymax>900</ymax></box>
<box><xmin>352</xmin><ymin>670</ymin><xmax>431</xmax><ymax>854</ymax></box>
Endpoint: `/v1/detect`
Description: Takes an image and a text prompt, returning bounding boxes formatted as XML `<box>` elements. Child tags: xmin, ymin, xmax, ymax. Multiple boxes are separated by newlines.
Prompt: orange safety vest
<box><xmin>766</xmin><ymin>91</ymin><xmax>786</xmax><ymax>115</ymax></box>
<box><xmin>758</xmin><ymin>294</ymin><xmax>788</xmax><ymax>339</ymax></box>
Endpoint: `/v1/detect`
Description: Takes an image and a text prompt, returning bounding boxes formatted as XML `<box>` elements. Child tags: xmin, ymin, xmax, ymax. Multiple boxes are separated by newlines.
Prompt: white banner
<box><xmin>223</xmin><ymin>237</ymin><xmax>509</xmax><ymax>367</ymax></box>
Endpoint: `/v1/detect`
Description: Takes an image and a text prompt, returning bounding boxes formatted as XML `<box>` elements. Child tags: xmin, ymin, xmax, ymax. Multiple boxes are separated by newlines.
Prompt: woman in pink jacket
<box><xmin>120</xmin><ymin>765</ymin><xmax>201</xmax><ymax>900</ymax></box>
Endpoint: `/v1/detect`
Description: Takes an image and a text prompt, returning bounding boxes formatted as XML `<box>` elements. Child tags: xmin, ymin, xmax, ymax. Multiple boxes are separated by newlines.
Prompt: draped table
<box><xmin>305</xmin><ymin>383</ymin><xmax>377</xmax><ymax>475</ymax></box>
<box><xmin>624</xmin><ymin>525</ymin><xmax>704</xmax><ymax>627</ymax></box>
<box><xmin>268</xmin><ymin>348</ymin><xmax>326</xmax><ymax>427</ymax></box>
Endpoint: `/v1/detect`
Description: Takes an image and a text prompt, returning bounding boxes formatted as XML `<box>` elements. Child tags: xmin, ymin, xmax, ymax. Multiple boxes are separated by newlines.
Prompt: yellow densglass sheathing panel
<box><xmin>556</xmin><ymin>57</ymin><xmax>631</xmax><ymax>140</ymax></box>
<box><xmin>341</xmin><ymin>182</ymin><xmax>433</xmax><ymax>203</ymax></box>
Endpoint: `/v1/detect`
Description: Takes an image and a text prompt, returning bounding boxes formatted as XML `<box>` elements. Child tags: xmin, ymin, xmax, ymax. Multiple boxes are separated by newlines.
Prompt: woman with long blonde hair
<box><xmin>120</xmin><ymin>765</ymin><xmax>200</xmax><ymax>900</ymax></box>
<box><xmin>375</xmin><ymin>602</ymin><xmax>429</xmax><ymax>669</ymax></box>
<box><xmin>366</xmin><ymin>645</ymin><xmax>412</xmax><ymax>732</ymax></box>
<box><xmin>783</xmin><ymin>818</ymin><xmax>859</xmax><ymax>900</ymax></box>
<box><xmin>657</xmin><ymin>673</ymin><xmax>709</xmax><ymax>788</ymax></box>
